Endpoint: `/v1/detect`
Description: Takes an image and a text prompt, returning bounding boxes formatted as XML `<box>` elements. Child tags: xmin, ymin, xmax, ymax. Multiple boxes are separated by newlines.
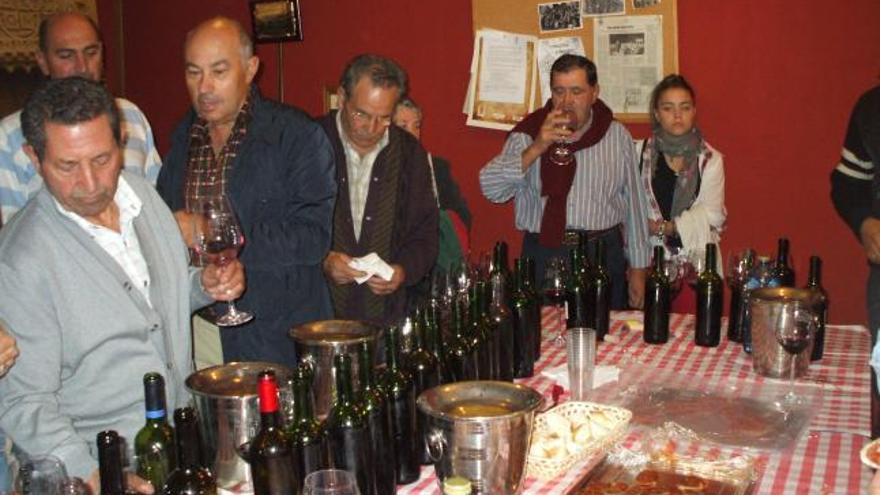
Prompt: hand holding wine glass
<box><xmin>193</xmin><ymin>196</ymin><xmax>253</xmax><ymax>326</ymax></box>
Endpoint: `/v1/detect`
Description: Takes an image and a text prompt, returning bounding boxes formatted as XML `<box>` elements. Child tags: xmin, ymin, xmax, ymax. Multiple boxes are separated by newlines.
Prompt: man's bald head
<box><xmin>185</xmin><ymin>16</ymin><xmax>254</xmax><ymax>65</ymax></box>
<box><xmin>36</xmin><ymin>12</ymin><xmax>103</xmax><ymax>81</ymax></box>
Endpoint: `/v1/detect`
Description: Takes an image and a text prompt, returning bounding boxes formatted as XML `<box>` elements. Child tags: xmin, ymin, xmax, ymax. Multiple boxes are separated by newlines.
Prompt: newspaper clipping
<box><xmin>593</xmin><ymin>15</ymin><xmax>663</xmax><ymax>115</ymax></box>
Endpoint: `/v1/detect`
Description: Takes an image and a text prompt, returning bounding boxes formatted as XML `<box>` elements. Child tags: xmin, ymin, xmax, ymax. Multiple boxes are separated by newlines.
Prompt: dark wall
<box><xmin>106</xmin><ymin>0</ymin><xmax>880</xmax><ymax>324</ymax></box>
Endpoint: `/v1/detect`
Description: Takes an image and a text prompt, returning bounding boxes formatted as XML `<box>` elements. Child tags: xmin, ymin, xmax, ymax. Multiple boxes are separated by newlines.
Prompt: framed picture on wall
<box><xmin>250</xmin><ymin>0</ymin><xmax>303</xmax><ymax>42</ymax></box>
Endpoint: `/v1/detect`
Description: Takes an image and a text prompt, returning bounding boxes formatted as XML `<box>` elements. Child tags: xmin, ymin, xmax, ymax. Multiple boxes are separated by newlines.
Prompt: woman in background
<box><xmin>638</xmin><ymin>74</ymin><xmax>726</xmax><ymax>309</ymax></box>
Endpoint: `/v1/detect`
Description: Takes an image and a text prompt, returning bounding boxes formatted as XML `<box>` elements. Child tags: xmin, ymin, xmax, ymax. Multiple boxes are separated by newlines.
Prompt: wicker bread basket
<box><xmin>526</xmin><ymin>401</ymin><xmax>632</xmax><ymax>480</ymax></box>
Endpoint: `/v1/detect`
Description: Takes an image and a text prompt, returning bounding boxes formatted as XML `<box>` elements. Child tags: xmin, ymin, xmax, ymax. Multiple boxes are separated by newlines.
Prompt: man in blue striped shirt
<box><xmin>480</xmin><ymin>54</ymin><xmax>651</xmax><ymax>309</ymax></box>
<box><xmin>0</xmin><ymin>12</ymin><xmax>161</xmax><ymax>225</ymax></box>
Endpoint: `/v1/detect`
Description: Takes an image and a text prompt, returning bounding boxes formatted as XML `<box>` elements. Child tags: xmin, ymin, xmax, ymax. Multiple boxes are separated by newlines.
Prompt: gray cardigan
<box><xmin>0</xmin><ymin>172</ymin><xmax>212</xmax><ymax>478</ymax></box>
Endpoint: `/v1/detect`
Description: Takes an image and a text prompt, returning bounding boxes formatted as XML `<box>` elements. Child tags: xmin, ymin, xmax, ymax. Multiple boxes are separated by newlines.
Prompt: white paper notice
<box><xmin>477</xmin><ymin>31</ymin><xmax>530</xmax><ymax>104</ymax></box>
<box><xmin>594</xmin><ymin>15</ymin><xmax>664</xmax><ymax>115</ymax></box>
<box><xmin>537</xmin><ymin>37</ymin><xmax>585</xmax><ymax>101</ymax></box>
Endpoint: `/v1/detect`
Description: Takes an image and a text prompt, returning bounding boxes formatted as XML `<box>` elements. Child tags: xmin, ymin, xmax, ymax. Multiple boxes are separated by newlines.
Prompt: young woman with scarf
<box><xmin>637</xmin><ymin>75</ymin><xmax>727</xmax><ymax>308</ymax></box>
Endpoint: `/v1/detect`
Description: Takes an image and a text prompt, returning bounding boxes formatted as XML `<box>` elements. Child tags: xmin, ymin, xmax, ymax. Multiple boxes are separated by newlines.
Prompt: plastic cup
<box><xmin>567</xmin><ymin>327</ymin><xmax>596</xmax><ymax>400</ymax></box>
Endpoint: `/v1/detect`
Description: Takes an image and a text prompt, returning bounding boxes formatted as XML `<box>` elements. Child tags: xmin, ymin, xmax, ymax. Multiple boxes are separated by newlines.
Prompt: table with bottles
<box><xmin>398</xmin><ymin>308</ymin><xmax>873</xmax><ymax>495</ymax></box>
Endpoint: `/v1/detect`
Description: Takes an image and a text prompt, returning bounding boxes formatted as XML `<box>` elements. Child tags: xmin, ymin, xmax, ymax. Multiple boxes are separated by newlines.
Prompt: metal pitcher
<box><xmin>290</xmin><ymin>319</ymin><xmax>383</xmax><ymax>419</ymax></box>
<box><xmin>749</xmin><ymin>287</ymin><xmax>821</xmax><ymax>378</ymax></box>
<box><xmin>417</xmin><ymin>381</ymin><xmax>544</xmax><ymax>495</ymax></box>
<box><xmin>185</xmin><ymin>361</ymin><xmax>292</xmax><ymax>492</ymax></box>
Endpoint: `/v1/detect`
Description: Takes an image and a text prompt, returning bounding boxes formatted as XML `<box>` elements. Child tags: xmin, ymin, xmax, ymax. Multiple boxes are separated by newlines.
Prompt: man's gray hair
<box><xmin>21</xmin><ymin>77</ymin><xmax>121</xmax><ymax>162</ymax></box>
<box><xmin>339</xmin><ymin>54</ymin><xmax>408</xmax><ymax>98</ymax></box>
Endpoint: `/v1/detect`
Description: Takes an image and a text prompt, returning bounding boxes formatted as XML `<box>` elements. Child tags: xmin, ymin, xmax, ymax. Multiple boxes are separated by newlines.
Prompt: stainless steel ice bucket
<box><xmin>185</xmin><ymin>361</ymin><xmax>292</xmax><ymax>492</ymax></box>
<box><xmin>290</xmin><ymin>319</ymin><xmax>383</xmax><ymax>420</ymax></box>
<box><xmin>417</xmin><ymin>381</ymin><xmax>544</xmax><ymax>495</ymax></box>
<box><xmin>749</xmin><ymin>287</ymin><xmax>820</xmax><ymax>378</ymax></box>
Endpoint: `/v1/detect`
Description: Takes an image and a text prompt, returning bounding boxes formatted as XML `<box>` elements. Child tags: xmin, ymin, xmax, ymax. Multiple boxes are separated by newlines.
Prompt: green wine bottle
<box><xmin>381</xmin><ymin>325</ymin><xmax>420</xmax><ymax>484</ymax></box>
<box><xmin>161</xmin><ymin>407</ymin><xmax>217</xmax><ymax>494</ymax></box>
<box><xmin>97</xmin><ymin>430</ymin><xmax>127</xmax><ymax>495</ymax></box>
<box><xmin>287</xmin><ymin>364</ymin><xmax>329</xmax><ymax>495</ymax></box>
<box><xmin>135</xmin><ymin>372</ymin><xmax>176</xmax><ymax>490</ymax></box>
<box><xmin>357</xmin><ymin>342</ymin><xmax>397</xmax><ymax>495</ymax></box>
<box><xmin>326</xmin><ymin>354</ymin><xmax>374</xmax><ymax>495</ymax></box>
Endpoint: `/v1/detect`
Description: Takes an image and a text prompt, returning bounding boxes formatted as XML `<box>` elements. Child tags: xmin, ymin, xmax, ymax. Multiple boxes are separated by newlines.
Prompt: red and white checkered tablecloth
<box><xmin>397</xmin><ymin>308</ymin><xmax>874</xmax><ymax>495</ymax></box>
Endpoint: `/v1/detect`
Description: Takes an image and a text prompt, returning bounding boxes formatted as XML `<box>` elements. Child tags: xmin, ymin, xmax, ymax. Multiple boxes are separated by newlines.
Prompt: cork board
<box><xmin>471</xmin><ymin>0</ymin><xmax>678</xmax><ymax>123</ymax></box>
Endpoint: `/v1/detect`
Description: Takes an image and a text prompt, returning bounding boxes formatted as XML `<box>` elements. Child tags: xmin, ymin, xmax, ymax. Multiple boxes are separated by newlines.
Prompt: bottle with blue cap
<box><xmin>135</xmin><ymin>372</ymin><xmax>176</xmax><ymax>490</ymax></box>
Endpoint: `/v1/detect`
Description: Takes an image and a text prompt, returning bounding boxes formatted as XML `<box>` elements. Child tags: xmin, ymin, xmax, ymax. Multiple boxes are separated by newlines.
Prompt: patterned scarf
<box><xmin>650</xmin><ymin>122</ymin><xmax>705</xmax><ymax>219</ymax></box>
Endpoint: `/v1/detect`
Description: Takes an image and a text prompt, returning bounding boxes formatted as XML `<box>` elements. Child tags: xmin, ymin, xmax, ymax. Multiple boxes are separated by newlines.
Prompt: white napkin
<box><xmin>349</xmin><ymin>252</ymin><xmax>394</xmax><ymax>284</ymax></box>
<box><xmin>541</xmin><ymin>364</ymin><xmax>620</xmax><ymax>390</ymax></box>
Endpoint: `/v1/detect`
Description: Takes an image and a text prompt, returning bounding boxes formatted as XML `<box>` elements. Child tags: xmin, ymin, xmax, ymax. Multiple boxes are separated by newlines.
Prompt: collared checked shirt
<box><xmin>54</xmin><ymin>176</ymin><xmax>152</xmax><ymax>305</ymax></box>
<box><xmin>0</xmin><ymin>97</ymin><xmax>162</xmax><ymax>225</ymax></box>
<box><xmin>479</xmin><ymin>120</ymin><xmax>652</xmax><ymax>268</ymax></box>
<box><xmin>335</xmin><ymin>111</ymin><xmax>389</xmax><ymax>242</ymax></box>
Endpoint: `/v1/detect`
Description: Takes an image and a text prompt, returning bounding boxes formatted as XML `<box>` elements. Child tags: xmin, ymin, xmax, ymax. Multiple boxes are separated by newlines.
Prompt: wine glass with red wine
<box><xmin>542</xmin><ymin>257</ymin><xmax>567</xmax><ymax>343</ymax></box>
<box><xmin>774</xmin><ymin>301</ymin><xmax>815</xmax><ymax>404</ymax></box>
<box><xmin>193</xmin><ymin>196</ymin><xmax>254</xmax><ymax>326</ymax></box>
<box><xmin>548</xmin><ymin>109</ymin><xmax>578</xmax><ymax>166</ymax></box>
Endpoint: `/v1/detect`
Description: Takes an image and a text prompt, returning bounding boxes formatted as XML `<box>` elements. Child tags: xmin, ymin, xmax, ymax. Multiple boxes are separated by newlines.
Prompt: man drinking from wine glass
<box><xmin>479</xmin><ymin>54</ymin><xmax>652</xmax><ymax>309</ymax></box>
<box><xmin>319</xmin><ymin>54</ymin><xmax>438</xmax><ymax>325</ymax></box>
<box><xmin>0</xmin><ymin>77</ymin><xmax>245</xmax><ymax>493</ymax></box>
<box><xmin>158</xmin><ymin>17</ymin><xmax>336</xmax><ymax>369</ymax></box>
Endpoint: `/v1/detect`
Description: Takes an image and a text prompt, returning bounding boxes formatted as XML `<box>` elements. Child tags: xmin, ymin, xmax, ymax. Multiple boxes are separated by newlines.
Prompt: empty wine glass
<box><xmin>661</xmin><ymin>247</ymin><xmax>685</xmax><ymax>299</ymax></box>
<box><xmin>684</xmin><ymin>247</ymin><xmax>706</xmax><ymax>290</ymax></box>
<box><xmin>16</xmin><ymin>454</ymin><xmax>68</xmax><ymax>495</ymax></box>
<box><xmin>192</xmin><ymin>196</ymin><xmax>254</xmax><ymax>326</ymax></box>
<box><xmin>548</xmin><ymin>109</ymin><xmax>578</xmax><ymax>166</ymax></box>
<box><xmin>775</xmin><ymin>301</ymin><xmax>816</xmax><ymax>404</ymax></box>
<box><xmin>542</xmin><ymin>257</ymin><xmax>567</xmax><ymax>344</ymax></box>
<box><xmin>303</xmin><ymin>469</ymin><xmax>361</xmax><ymax>495</ymax></box>
<box><xmin>726</xmin><ymin>249</ymin><xmax>755</xmax><ymax>289</ymax></box>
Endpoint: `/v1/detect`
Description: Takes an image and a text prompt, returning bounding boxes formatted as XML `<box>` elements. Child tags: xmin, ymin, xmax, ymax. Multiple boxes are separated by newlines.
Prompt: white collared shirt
<box><xmin>336</xmin><ymin>111</ymin><xmax>389</xmax><ymax>242</ymax></box>
<box><xmin>54</xmin><ymin>176</ymin><xmax>152</xmax><ymax>306</ymax></box>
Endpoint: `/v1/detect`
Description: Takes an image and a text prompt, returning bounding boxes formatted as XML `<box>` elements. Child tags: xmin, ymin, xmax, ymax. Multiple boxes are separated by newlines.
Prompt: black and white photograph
<box><xmin>583</xmin><ymin>0</ymin><xmax>625</xmax><ymax>16</ymax></box>
<box><xmin>537</xmin><ymin>1</ymin><xmax>583</xmax><ymax>33</ymax></box>
<box><xmin>250</xmin><ymin>0</ymin><xmax>303</xmax><ymax>42</ymax></box>
<box><xmin>608</xmin><ymin>33</ymin><xmax>645</xmax><ymax>56</ymax></box>
<box><xmin>633</xmin><ymin>0</ymin><xmax>661</xmax><ymax>8</ymax></box>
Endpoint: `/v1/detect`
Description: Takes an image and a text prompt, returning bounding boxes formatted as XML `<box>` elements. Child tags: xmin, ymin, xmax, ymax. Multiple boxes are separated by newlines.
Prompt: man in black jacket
<box><xmin>158</xmin><ymin>17</ymin><xmax>336</xmax><ymax>368</ymax></box>
<box><xmin>319</xmin><ymin>54</ymin><xmax>438</xmax><ymax>325</ymax></box>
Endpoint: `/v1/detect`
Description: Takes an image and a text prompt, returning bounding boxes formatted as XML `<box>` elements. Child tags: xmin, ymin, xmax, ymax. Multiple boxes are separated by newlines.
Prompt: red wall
<box><xmin>107</xmin><ymin>1</ymin><xmax>880</xmax><ymax>325</ymax></box>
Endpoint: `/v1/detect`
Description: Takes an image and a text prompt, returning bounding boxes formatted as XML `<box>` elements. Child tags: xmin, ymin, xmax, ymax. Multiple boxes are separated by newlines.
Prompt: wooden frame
<box><xmin>250</xmin><ymin>0</ymin><xmax>303</xmax><ymax>42</ymax></box>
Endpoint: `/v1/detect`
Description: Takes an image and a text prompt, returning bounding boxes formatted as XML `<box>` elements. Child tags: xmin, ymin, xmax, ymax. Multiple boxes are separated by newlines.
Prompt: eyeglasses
<box><xmin>348</xmin><ymin>108</ymin><xmax>392</xmax><ymax>127</ymax></box>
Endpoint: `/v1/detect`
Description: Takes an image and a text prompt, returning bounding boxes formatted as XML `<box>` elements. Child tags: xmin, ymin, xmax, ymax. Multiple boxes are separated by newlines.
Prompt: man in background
<box><xmin>319</xmin><ymin>54</ymin><xmax>438</xmax><ymax>325</ymax></box>
<box><xmin>0</xmin><ymin>12</ymin><xmax>161</xmax><ymax>224</ymax></box>
<box><xmin>479</xmin><ymin>54</ymin><xmax>650</xmax><ymax>309</ymax></box>
<box><xmin>158</xmin><ymin>17</ymin><xmax>336</xmax><ymax>369</ymax></box>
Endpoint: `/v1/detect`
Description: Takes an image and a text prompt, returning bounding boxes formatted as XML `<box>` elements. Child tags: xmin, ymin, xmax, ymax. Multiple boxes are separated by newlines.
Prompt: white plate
<box><xmin>861</xmin><ymin>437</ymin><xmax>880</xmax><ymax>469</ymax></box>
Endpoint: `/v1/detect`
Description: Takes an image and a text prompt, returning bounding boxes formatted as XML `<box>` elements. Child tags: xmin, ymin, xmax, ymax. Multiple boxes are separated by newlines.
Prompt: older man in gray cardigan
<box><xmin>0</xmin><ymin>77</ymin><xmax>244</xmax><ymax>490</ymax></box>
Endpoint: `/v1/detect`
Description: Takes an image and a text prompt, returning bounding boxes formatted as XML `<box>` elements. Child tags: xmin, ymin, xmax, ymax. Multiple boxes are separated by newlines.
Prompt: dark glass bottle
<box><xmin>480</xmin><ymin>280</ymin><xmax>501</xmax><ymax>380</ymax></box>
<box><xmin>523</xmin><ymin>257</ymin><xmax>543</xmax><ymax>359</ymax></box>
<box><xmin>695</xmin><ymin>244</ymin><xmax>723</xmax><ymax>347</ymax></box>
<box><xmin>249</xmin><ymin>370</ymin><xmax>297</xmax><ymax>495</ymax></box>
<box><xmin>287</xmin><ymin>365</ymin><xmax>329</xmax><ymax>495</ymax></box>
<box><xmin>586</xmin><ymin>239</ymin><xmax>611</xmax><ymax>341</ymax></box>
<box><xmin>468</xmin><ymin>283</ymin><xmax>492</xmax><ymax>379</ymax></box>
<box><xmin>409</xmin><ymin>308</ymin><xmax>441</xmax><ymax>464</ymax></box>
<box><xmin>489</xmin><ymin>272</ymin><xmax>516</xmax><ymax>381</ymax></box>
<box><xmin>565</xmin><ymin>244</ymin><xmax>589</xmax><ymax>329</ymax></box>
<box><xmin>326</xmin><ymin>354</ymin><xmax>374</xmax><ymax>495</ymax></box>
<box><xmin>381</xmin><ymin>326</ymin><xmax>420</xmax><ymax>484</ymax></box>
<box><xmin>445</xmin><ymin>299</ymin><xmax>475</xmax><ymax>382</ymax></box>
<box><xmin>161</xmin><ymin>407</ymin><xmax>217</xmax><ymax>495</ymax></box>
<box><xmin>512</xmin><ymin>259</ymin><xmax>537</xmax><ymax>378</ymax></box>
<box><xmin>806</xmin><ymin>255</ymin><xmax>828</xmax><ymax>361</ymax></box>
<box><xmin>97</xmin><ymin>430</ymin><xmax>127</xmax><ymax>495</ymax></box>
<box><xmin>357</xmin><ymin>342</ymin><xmax>397</xmax><ymax>495</ymax></box>
<box><xmin>772</xmin><ymin>237</ymin><xmax>796</xmax><ymax>286</ymax></box>
<box><xmin>424</xmin><ymin>302</ymin><xmax>448</xmax><ymax>384</ymax></box>
<box><xmin>643</xmin><ymin>246</ymin><xmax>670</xmax><ymax>344</ymax></box>
<box><xmin>135</xmin><ymin>372</ymin><xmax>176</xmax><ymax>490</ymax></box>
